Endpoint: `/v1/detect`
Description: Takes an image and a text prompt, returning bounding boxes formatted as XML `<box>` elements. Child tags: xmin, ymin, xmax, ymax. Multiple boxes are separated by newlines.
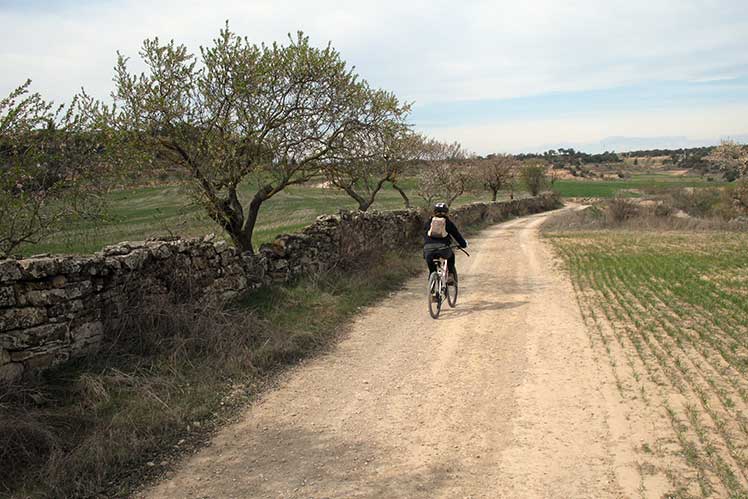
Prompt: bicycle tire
<box><xmin>447</xmin><ymin>270</ymin><xmax>458</xmax><ymax>307</ymax></box>
<box><xmin>428</xmin><ymin>271</ymin><xmax>442</xmax><ymax>319</ymax></box>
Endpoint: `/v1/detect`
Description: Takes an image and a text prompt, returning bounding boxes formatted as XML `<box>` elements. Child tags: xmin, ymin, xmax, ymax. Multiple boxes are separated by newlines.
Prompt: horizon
<box><xmin>2</xmin><ymin>0</ymin><xmax>747</xmax><ymax>155</ymax></box>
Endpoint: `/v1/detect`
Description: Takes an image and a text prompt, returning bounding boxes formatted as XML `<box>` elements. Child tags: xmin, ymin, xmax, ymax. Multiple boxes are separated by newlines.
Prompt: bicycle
<box><xmin>428</xmin><ymin>244</ymin><xmax>470</xmax><ymax>319</ymax></box>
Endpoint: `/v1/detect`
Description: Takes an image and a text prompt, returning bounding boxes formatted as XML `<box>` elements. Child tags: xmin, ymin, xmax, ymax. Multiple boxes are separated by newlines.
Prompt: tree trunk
<box><xmin>341</xmin><ymin>185</ymin><xmax>370</xmax><ymax>212</ymax></box>
<box><xmin>491</xmin><ymin>188</ymin><xmax>498</xmax><ymax>202</ymax></box>
<box><xmin>392</xmin><ymin>183</ymin><xmax>410</xmax><ymax>208</ymax></box>
<box><xmin>235</xmin><ymin>185</ymin><xmax>273</xmax><ymax>254</ymax></box>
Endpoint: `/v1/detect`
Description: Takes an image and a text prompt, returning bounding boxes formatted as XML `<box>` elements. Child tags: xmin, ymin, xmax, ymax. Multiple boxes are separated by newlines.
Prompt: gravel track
<box><xmin>142</xmin><ymin>209</ymin><xmax>646</xmax><ymax>499</ymax></box>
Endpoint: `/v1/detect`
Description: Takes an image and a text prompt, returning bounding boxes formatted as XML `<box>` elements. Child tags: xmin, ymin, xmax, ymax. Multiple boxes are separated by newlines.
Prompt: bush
<box><xmin>606</xmin><ymin>195</ymin><xmax>638</xmax><ymax>223</ymax></box>
<box><xmin>719</xmin><ymin>180</ymin><xmax>748</xmax><ymax>219</ymax></box>
<box><xmin>669</xmin><ymin>187</ymin><xmax>722</xmax><ymax>218</ymax></box>
<box><xmin>520</xmin><ymin>163</ymin><xmax>548</xmax><ymax>196</ymax></box>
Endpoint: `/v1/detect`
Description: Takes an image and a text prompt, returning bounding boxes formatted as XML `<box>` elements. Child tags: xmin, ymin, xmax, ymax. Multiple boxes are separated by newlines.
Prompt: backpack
<box><xmin>428</xmin><ymin>217</ymin><xmax>448</xmax><ymax>238</ymax></box>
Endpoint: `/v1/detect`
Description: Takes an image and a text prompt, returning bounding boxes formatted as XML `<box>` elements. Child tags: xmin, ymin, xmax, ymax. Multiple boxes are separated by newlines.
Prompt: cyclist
<box><xmin>423</xmin><ymin>202</ymin><xmax>468</xmax><ymax>286</ymax></box>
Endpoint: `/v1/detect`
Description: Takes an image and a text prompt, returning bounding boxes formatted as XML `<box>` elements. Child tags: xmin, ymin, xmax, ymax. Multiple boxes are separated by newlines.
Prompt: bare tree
<box><xmin>101</xmin><ymin>25</ymin><xmax>374</xmax><ymax>253</ymax></box>
<box><xmin>472</xmin><ymin>154</ymin><xmax>519</xmax><ymax>201</ymax></box>
<box><xmin>0</xmin><ymin>81</ymin><xmax>108</xmax><ymax>257</ymax></box>
<box><xmin>416</xmin><ymin>140</ymin><xmax>472</xmax><ymax>207</ymax></box>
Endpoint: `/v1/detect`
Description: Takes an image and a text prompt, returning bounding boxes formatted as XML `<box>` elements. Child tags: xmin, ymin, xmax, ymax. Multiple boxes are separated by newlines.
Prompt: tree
<box><xmin>416</xmin><ymin>140</ymin><xmax>472</xmax><ymax>207</ymax></box>
<box><xmin>102</xmin><ymin>25</ymin><xmax>372</xmax><ymax>253</ymax></box>
<box><xmin>519</xmin><ymin>160</ymin><xmax>549</xmax><ymax>196</ymax></box>
<box><xmin>471</xmin><ymin>154</ymin><xmax>518</xmax><ymax>201</ymax></box>
<box><xmin>322</xmin><ymin>89</ymin><xmax>412</xmax><ymax>211</ymax></box>
<box><xmin>705</xmin><ymin>140</ymin><xmax>748</xmax><ymax>181</ymax></box>
<box><xmin>0</xmin><ymin>81</ymin><xmax>109</xmax><ymax>257</ymax></box>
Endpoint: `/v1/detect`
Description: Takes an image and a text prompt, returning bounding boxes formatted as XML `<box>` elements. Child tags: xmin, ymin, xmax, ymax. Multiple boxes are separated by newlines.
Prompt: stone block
<box><xmin>0</xmin><ymin>348</ymin><xmax>9</xmax><ymax>364</ymax></box>
<box><xmin>0</xmin><ymin>307</ymin><xmax>47</xmax><ymax>332</ymax></box>
<box><xmin>48</xmin><ymin>299</ymin><xmax>85</xmax><ymax>318</ymax></box>
<box><xmin>18</xmin><ymin>284</ymin><xmax>90</xmax><ymax>307</ymax></box>
<box><xmin>154</xmin><ymin>244</ymin><xmax>173</xmax><ymax>259</ymax></box>
<box><xmin>0</xmin><ymin>286</ymin><xmax>15</xmax><ymax>307</ymax></box>
<box><xmin>0</xmin><ymin>260</ymin><xmax>22</xmax><ymax>283</ymax></box>
<box><xmin>19</xmin><ymin>258</ymin><xmax>60</xmax><ymax>279</ymax></box>
<box><xmin>21</xmin><ymin>349</ymin><xmax>69</xmax><ymax>369</ymax></box>
<box><xmin>0</xmin><ymin>323</ymin><xmax>67</xmax><ymax>349</ymax></box>
<box><xmin>119</xmin><ymin>251</ymin><xmax>147</xmax><ymax>270</ymax></box>
<box><xmin>72</xmin><ymin>322</ymin><xmax>103</xmax><ymax>343</ymax></box>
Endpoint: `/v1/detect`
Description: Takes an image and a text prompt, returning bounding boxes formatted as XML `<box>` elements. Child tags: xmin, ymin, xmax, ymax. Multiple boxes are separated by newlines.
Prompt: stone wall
<box><xmin>0</xmin><ymin>194</ymin><xmax>560</xmax><ymax>382</ymax></box>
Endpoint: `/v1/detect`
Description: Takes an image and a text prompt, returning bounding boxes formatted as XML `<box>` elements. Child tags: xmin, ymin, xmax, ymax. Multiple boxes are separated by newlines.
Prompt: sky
<box><xmin>1</xmin><ymin>0</ymin><xmax>747</xmax><ymax>154</ymax></box>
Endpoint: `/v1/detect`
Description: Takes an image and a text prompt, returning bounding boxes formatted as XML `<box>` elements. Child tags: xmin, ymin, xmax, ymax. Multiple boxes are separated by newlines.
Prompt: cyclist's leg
<box><xmin>447</xmin><ymin>252</ymin><xmax>457</xmax><ymax>278</ymax></box>
<box><xmin>424</xmin><ymin>250</ymin><xmax>438</xmax><ymax>275</ymax></box>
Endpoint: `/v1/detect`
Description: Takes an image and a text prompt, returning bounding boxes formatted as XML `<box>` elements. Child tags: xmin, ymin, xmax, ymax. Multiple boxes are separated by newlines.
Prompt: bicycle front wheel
<box><xmin>428</xmin><ymin>272</ymin><xmax>442</xmax><ymax>319</ymax></box>
<box><xmin>447</xmin><ymin>270</ymin><xmax>458</xmax><ymax>308</ymax></box>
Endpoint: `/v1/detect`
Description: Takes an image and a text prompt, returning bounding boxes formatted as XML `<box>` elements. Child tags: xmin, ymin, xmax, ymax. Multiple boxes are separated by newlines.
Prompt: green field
<box><xmin>19</xmin><ymin>172</ymin><xmax>718</xmax><ymax>257</ymax></box>
<box><xmin>552</xmin><ymin>173</ymin><xmax>719</xmax><ymax>198</ymax></box>
<box><xmin>548</xmin><ymin>229</ymin><xmax>748</xmax><ymax>497</ymax></box>
<box><xmin>22</xmin><ymin>179</ymin><xmax>494</xmax><ymax>256</ymax></box>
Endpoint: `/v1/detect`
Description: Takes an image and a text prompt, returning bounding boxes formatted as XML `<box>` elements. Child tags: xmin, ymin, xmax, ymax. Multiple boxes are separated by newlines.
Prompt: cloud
<box><xmin>1</xmin><ymin>0</ymin><xmax>747</xmax><ymax>152</ymax></box>
<box><xmin>423</xmin><ymin>103</ymin><xmax>748</xmax><ymax>154</ymax></box>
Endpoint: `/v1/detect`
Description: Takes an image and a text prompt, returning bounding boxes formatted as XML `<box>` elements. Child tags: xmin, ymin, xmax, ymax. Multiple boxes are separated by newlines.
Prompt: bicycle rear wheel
<box><xmin>447</xmin><ymin>270</ymin><xmax>458</xmax><ymax>307</ymax></box>
<box><xmin>428</xmin><ymin>272</ymin><xmax>442</xmax><ymax>319</ymax></box>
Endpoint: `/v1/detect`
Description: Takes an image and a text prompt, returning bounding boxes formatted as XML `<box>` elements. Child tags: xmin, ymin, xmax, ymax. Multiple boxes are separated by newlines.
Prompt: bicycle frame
<box><xmin>435</xmin><ymin>257</ymin><xmax>449</xmax><ymax>297</ymax></box>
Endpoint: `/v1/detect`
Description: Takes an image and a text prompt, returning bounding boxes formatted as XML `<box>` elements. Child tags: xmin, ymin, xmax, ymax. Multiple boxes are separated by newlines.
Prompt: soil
<box><xmin>139</xmin><ymin>209</ymin><xmax>669</xmax><ymax>499</ymax></box>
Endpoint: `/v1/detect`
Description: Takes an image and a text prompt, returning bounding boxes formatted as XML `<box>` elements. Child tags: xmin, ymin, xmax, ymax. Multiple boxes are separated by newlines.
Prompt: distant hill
<box><xmin>526</xmin><ymin>135</ymin><xmax>748</xmax><ymax>155</ymax></box>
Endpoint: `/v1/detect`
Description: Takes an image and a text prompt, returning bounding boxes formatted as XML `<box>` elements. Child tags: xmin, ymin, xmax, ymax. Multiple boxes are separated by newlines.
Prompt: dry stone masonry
<box><xmin>0</xmin><ymin>194</ymin><xmax>560</xmax><ymax>382</ymax></box>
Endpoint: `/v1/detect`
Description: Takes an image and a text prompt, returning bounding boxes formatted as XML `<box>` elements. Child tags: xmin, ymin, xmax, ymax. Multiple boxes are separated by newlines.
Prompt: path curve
<box><xmin>142</xmin><ymin>209</ymin><xmax>637</xmax><ymax>499</ymax></box>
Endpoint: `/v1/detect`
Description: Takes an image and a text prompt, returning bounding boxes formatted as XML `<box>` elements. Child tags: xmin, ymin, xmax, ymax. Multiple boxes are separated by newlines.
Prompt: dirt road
<box><xmin>142</xmin><ymin>210</ymin><xmax>648</xmax><ymax>498</ymax></box>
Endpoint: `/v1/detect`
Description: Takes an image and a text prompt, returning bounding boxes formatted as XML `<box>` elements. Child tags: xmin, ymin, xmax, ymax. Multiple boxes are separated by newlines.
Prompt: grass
<box><xmin>0</xmin><ymin>250</ymin><xmax>423</xmax><ymax>498</ymax></box>
<box><xmin>546</xmin><ymin>226</ymin><xmax>748</xmax><ymax>497</ymax></box>
<box><xmin>552</xmin><ymin>173</ymin><xmax>720</xmax><ymax>198</ymax></box>
<box><xmin>20</xmin><ymin>178</ymin><xmax>498</xmax><ymax>257</ymax></box>
<box><xmin>17</xmin><ymin>171</ymin><xmax>718</xmax><ymax>257</ymax></box>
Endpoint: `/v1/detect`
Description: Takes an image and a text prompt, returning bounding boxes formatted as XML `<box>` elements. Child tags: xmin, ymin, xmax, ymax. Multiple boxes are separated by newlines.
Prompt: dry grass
<box><xmin>544</xmin><ymin>202</ymin><xmax>741</xmax><ymax>233</ymax></box>
<box><xmin>0</xmin><ymin>250</ymin><xmax>422</xmax><ymax>498</ymax></box>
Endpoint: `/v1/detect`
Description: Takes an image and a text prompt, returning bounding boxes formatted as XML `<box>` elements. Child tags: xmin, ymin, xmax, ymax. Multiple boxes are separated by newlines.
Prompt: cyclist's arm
<box><xmin>446</xmin><ymin>220</ymin><xmax>467</xmax><ymax>248</ymax></box>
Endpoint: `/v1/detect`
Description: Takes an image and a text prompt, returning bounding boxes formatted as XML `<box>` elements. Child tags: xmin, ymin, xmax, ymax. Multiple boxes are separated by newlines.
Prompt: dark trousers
<box><xmin>424</xmin><ymin>246</ymin><xmax>456</xmax><ymax>276</ymax></box>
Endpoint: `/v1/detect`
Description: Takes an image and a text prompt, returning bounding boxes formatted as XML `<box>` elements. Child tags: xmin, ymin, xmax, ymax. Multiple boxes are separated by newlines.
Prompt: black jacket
<box><xmin>423</xmin><ymin>216</ymin><xmax>467</xmax><ymax>248</ymax></box>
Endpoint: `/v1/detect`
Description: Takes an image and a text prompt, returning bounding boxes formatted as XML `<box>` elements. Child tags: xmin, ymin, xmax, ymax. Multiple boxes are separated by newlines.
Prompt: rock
<box><xmin>19</xmin><ymin>258</ymin><xmax>60</xmax><ymax>279</ymax></box>
<box><xmin>153</xmin><ymin>244</ymin><xmax>173</xmax><ymax>259</ymax></box>
<box><xmin>0</xmin><ymin>307</ymin><xmax>47</xmax><ymax>332</ymax></box>
<box><xmin>18</xmin><ymin>350</ymin><xmax>69</xmax><ymax>369</ymax></box>
<box><xmin>51</xmin><ymin>275</ymin><xmax>67</xmax><ymax>288</ymax></box>
<box><xmin>0</xmin><ymin>348</ymin><xmax>10</xmax><ymax>364</ymax></box>
<box><xmin>102</xmin><ymin>243</ymin><xmax>133</xmax><ymax>257</ymax></box>
<box><xmin>72</xmin><ymin>322</ymin><xmax>103</xmax><ymax>343</ymax></box>
<box><xmin>0</xmin><ymin>261</ymin><xmax>22</xmax><ymax>282</ymax></box>
<box><xmin>0</xmin><ymin>286</ymin><xmax>15</xmax><ymax>307</ymax></box>
<box><xmin>0</xmin><ymin>323</ymin><xmax>65</xmax><ymax>349</ymax></box>
<box><xmin>119</xmin><ymin>251</ymin><xmax>146</xmax><ymax>270</ymax></box>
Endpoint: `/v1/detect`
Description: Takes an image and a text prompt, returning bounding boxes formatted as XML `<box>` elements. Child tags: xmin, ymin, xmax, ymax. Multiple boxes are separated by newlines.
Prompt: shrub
<box><xmin>606</xmin><ymin>195</ymin><xmax>638</xmax><ymax>223</ymax></box>
<box><xmin>520</xmin><ymin>162</ymin><xmax>548</xmax><ymax>196</ymax></box>
<box><xmin>669</xmin><ymin>187</ymin><xmax>722</xmax><ymax>218</ymax></box>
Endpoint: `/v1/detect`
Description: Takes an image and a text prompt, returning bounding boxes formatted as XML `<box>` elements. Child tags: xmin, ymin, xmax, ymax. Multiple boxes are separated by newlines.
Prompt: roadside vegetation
<box><xmin>545</xmin><ymin>193</ymin><xmax>748</xmax><ymax>497</ymax></box>
<box><xmin>0</xmin><ymin>251</ymin><xmax>422</xmax><ymax>498</ymax></box>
